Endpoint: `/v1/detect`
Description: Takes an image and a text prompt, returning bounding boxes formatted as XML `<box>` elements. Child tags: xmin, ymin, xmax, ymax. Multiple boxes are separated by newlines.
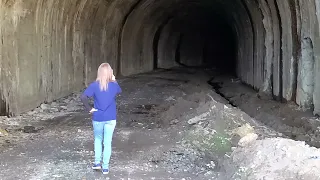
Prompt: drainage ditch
<box><xmin>206</xmin><ymin>72</ymin><xmax>320</xmax><ymax>149</ymax></box>
<box><xmin>207</xmin><ymin>77</ymin><xmax>237</xmax><ymax>107</ymax></box>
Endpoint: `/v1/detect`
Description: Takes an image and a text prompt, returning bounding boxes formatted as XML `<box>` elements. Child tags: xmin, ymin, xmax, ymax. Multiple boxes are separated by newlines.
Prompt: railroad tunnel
<box><xmin>0</xmin><ymin>0</ymin><xmax>320</xmax><ymax>116</ymax></box>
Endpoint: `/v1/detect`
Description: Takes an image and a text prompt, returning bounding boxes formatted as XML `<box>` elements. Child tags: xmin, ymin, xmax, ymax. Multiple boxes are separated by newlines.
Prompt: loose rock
<box><xmin>40</xmin><ymin>104</ymin><xmax>50</xmax><ymax>110</ymax></box>
<box><xmin>23</xmin><ymin>126</ymin><xmax>38</xmax><ymax>133</ymax></box>
<box><xmin>0</xmin><ymin>128</ymin><xmax>8</xmax><ymax>137</ymax></box>
<box><xmin>238</xmin><ymin>133</ymin><xmax>258</xmax><ymax>147</ymax></box>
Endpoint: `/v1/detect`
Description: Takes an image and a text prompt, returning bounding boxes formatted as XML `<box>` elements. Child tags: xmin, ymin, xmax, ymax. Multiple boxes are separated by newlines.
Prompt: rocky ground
<box><xmin>0</xmin><ymin>67</ymin><xmax>320</xmax><ymax>180</ymax></box>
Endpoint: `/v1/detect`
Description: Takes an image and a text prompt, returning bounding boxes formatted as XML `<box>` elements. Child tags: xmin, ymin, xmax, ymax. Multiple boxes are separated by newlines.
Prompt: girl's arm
<box><xmin>112</xmin><ymin>76</ymin><xmax>122</xmax><ymax>94</ymax></box>
<box><xmin>80</xmin><ymin>94</ymin><xmax>91</xmax><ymax>112</ymax></box>
<box><xmin>81</xmin><ymin>83</ymin><xmax>95</xmax><ymax>112</ymax></box>
<box><xmin>117</xmin><ymin>83</ymin><xmax>122</xmax><ymax>94</ymax></box>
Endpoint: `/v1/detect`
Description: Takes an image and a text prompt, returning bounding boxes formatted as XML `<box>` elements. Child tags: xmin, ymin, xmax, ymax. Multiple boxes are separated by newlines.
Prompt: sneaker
<box><xmin>102</xmin><ymin>169</ymin><xmax>109</xmax><ymax>175</ymax></box>
<box><xmin>92</xmin><ymin>164</ymin><xmax>101</xmax><ymax>170</ymax></box>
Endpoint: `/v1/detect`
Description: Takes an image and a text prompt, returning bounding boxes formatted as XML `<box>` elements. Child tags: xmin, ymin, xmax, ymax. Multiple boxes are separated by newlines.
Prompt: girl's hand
<box><xmin>89</xmin><ymin>108</ymin><xmax>97</xmax><ymax>114</ymax></box>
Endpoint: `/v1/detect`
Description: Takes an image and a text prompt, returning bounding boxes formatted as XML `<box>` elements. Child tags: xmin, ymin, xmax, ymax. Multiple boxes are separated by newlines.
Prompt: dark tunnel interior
<box><xmin>202</xmin><ymin>16</ymin><xmax>237</xmax><ymax>75</ymax></box>
<box><xmin>153</xmin><ymin>4</ymin><xmax>238</xmax><ymax>76</ymax></box>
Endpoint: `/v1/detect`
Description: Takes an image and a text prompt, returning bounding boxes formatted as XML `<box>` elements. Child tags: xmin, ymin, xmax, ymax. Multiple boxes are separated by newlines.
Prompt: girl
<box><xmin>80</xmin><ymin>63</ymin><xmax>122</xmax><ymax>174</ymax></box>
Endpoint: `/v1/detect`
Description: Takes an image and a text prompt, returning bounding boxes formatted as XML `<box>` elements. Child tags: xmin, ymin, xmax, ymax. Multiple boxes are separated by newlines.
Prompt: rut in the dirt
<box><xmin>208</xmin><ymin>73</ymin><xmax>320</xmax><ymax>148</ymax></box>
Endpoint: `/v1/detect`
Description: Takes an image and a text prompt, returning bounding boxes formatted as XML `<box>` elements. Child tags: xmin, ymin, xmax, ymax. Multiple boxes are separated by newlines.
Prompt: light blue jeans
<box><xmin>92</xmin><ymin>120</ymin><xmax>116</xmax><ymax>169</ymax></box>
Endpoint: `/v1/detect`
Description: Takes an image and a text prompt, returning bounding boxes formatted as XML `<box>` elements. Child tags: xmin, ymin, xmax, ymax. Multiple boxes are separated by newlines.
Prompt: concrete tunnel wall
<box><xmin>0</xmin><ymin>0</ymin><xmax>320</xmax><ymax>116</ymax></box>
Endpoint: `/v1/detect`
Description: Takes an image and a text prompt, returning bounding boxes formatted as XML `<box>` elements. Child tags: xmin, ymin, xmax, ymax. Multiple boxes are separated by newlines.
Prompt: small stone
<box><xmin>60</xmin><ymin>106</ymin><xmax>67</xmax><ymax>110</ymax></box>
<box><xmin>238</xmin><ymin>133</ymin><xmax>258</xmax><ymax>147</ymax></box>
<box><xmin>78</xmin><ymin>129</ymin><xmax>82</xmax><ymax>133</ymax></box>
<box><xmin>63</xmin><ymin>99</ymin><xmax>70</xmax><ymax>103</ymax></box>
<box><xmin>40</xmin><ymin>103</ymin><xmax>50</xmax><ymax>110</ymax></box>
<box><xmin>170</xmin><ymin>119</ymin><xmax>179</xmax><ymax>125</ymax></box>
<box><xmin>51</xmin><ymin>102</ymin><xmax>58</xmax><ymax>106</ymax></box>
<box><xmin>232</xmin><ymin>123</ymin><xmax>255</xmax><ymax>138</ymax></box>
<box><xmin>0</xmin><ymin>128</ymin><xmax>8</xmax><ymax>137</ymax></box>
<box><xmin>23</xmin><ymin>126</ymin><xmax>38</xmax><ymax>133</ymax></box>
<box><xmin>34</xmin><ymin>107</ymin><xmax>41</xmax><ymax>112</ymax></box>
<box><xmin>188</xmin><ymin>112</ymin><xmax>210</xmax><ymax>124</ymax></box>
<box><xmin>27</xmin><ymin>111</ymin><xmax>36</xmax><ymax>115</ymax></box>
<box><xmin>166</xmin><ymin>96</ymin><xmax>175</xmax><ymax>101</ymax></box>
<box><xmin>51</xmin><ymin>108</ymin><xmax>59</xmax><ymax>112</ymax></box>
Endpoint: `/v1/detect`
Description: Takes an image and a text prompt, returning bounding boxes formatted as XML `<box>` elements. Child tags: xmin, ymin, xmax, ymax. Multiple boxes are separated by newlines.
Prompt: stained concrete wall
<box><xmin>0</xmin><ymin>0</ymin><xmax>109</xmax><ymax>114</ymax></box>
<box><xmin>0</xmin><ymin>0</ymin><xmax>320</xmax><ymax>116</ymax></box>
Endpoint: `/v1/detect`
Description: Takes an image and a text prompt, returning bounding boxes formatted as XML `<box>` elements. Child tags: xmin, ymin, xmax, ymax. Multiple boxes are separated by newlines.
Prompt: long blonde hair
<box><xmin>96</xmin><ymin>63</ymin><xmax>113</xmax><ymax>91</ymax></box>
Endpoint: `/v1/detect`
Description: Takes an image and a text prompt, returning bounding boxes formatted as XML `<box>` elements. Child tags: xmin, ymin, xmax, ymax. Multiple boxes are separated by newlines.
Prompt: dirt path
<box><xmin>0</xmin><ymin>68</ymin><xmax>214</xmax><ymax>180</ymax></box>
<box><xmin>0</xmin><ymin>114</ymin><xmax>198</xmax><ymax>180</ymax></box>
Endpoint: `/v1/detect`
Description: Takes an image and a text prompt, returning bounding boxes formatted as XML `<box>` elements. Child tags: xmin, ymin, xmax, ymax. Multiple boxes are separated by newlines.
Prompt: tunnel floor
<box><xmin>205</xmin><ymin>71</ymin><xmax>320</xmax><ymax>148</ymax></box>
<box><xmin>0</xmin><ymin>68</ymin><xmax>319</xmax><ymax>179</ymax></box>
<box><xmin>0</xmin><ymin>68</ymin><xmax>221</xmax><ymax>180</ymax></box>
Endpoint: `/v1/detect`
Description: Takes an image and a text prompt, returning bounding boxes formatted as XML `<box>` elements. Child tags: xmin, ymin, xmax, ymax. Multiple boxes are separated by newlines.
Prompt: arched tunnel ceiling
<box><xmin>121</xmin><ymin>0</ymin><xmax>256</xmax><ymax>84</ymax></box>
<box><xmin>0</xmin><ymin>0</ymin><xmax>320</xmax><ymax>116</ymax></box>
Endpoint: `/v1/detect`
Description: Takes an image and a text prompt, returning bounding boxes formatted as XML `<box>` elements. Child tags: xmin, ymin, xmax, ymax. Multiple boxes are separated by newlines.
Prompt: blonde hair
<box><xmin>96</xmin><ymin>63</ymin><xmax>113</xmax><ymax>91</ymax></box>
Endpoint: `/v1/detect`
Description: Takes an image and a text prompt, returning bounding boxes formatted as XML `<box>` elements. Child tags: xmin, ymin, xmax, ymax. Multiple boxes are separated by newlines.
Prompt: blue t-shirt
<box><xmin>83</xmin><ymin>81</ymin><xmax>122</xmax><ymax>122</ymax></box>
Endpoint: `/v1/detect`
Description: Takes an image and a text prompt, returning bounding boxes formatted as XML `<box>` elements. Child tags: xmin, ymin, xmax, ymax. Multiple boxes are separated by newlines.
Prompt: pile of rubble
<box><xmin>177</xmin><ymin>93</ymin><xmax>320</xmax><ymax>179</ymax></box>
<box><xmin>229</xmin><ymin>138</ymin><xmax>320</xmax><ymax>179</ymax></box>
<box><xmin>0</xmin><ymin>92</ymin><xmax>85</xmax><ymax>149</ymax></box>
<box><xmin>0</xmin><ymin>92</ymin><xmax>84</xmax><ymax>127</ymax></box>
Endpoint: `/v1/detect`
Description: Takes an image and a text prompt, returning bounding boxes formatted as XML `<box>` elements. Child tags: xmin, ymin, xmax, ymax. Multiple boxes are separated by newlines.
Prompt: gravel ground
<box><xmin>0</xmin><ymin>68</ymin><xmax>320</xmax><ymax>180</ymax></box>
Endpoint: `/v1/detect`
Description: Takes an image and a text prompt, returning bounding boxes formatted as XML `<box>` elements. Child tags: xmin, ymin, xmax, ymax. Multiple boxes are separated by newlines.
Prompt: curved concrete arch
<box><xmin>104</xmin><ymin>0</ymin><xmax>143</xmax><ymax>76</ymax></box>
<box><xmin>119</xmin><ymin>0</ymin><xmax>257</xmax><ymax>85</ymax></box>
<box><xmin>120</xmin><ymin>0</ymin><xmax>179</xmax><ymax>76</ymax></box>
<box><xmin>276</xmin><ymin>0</ymin><xmax>296</xmax><ymax>101</ymax></box>
<box><xmin>157</xmin><ymin>17</ymin><xmax>185</xmax><ymax>69</ymax></box>
<box><xmin>242</xmin><ymin>0</ymin><xmax>266</xmax><ymax>90</ymax></box>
